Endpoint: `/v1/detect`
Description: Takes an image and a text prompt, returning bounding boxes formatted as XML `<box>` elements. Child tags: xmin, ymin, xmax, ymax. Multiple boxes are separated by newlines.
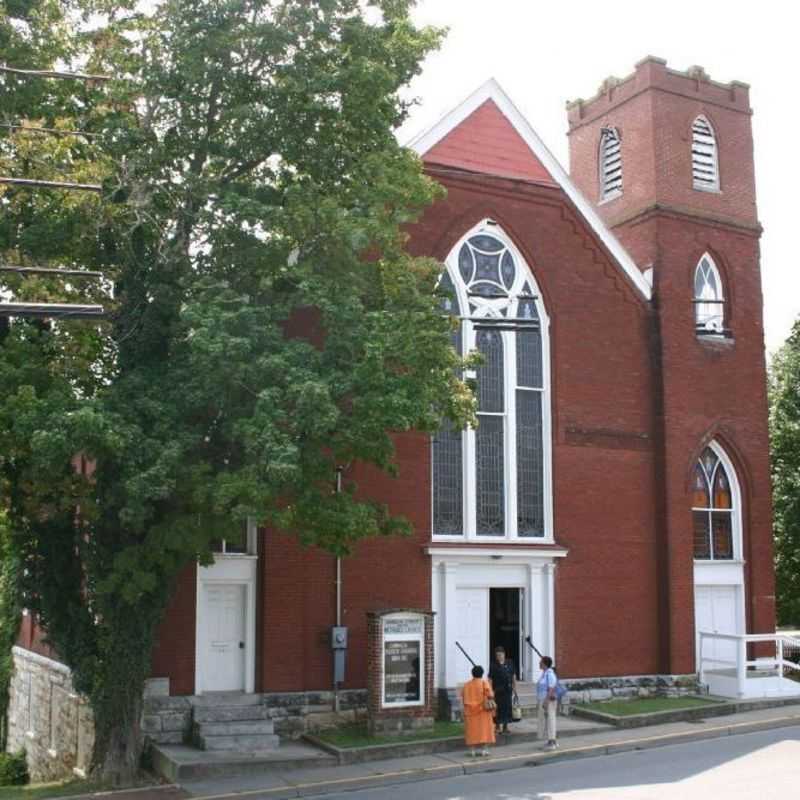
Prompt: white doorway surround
<box><xmin>429</xmin><ymin>547</ymin><xmax>567</xmax><ymax>687</ymax></box>
<box><xmin>195</xmin><ymin>523</ymin><xmax>258</xmax><ymax>695</ymax></box>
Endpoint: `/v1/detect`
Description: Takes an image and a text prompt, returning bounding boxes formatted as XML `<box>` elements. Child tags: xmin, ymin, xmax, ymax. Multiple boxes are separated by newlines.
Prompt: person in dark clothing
<box><xmin>488</xmin><ymin>645</ymin><xmax>516</xmax><ymax>733</ymax></box>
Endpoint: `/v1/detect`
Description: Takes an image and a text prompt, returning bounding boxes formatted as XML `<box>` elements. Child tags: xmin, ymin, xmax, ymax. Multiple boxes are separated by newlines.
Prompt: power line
<box><xmin>0</xmin><ymin>303</ymin><xmax>105</xmax><ymax>320</ymax></box>
<box><xmin>0</xmin><ymin>122</ymin><xmax>98</xmax><ymax>138</ymax></box>
<box><xmin>0</xmin><ymin>177</ymin><xmax>102</xmax><ymax>192</ymax></box>
<box><xmin>0</xmin><ymin>65</ymin><xmax>111</xmax><ymax>82</ymax></box>
<box><xmin>0</xmin><ymin>265</ymin><xmax>104</xmax><ymax>279</ymax></box>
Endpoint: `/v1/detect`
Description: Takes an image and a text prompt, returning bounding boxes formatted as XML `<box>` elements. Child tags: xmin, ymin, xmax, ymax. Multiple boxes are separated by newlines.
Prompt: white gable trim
<box><xmin>407</xmin><ymin>79</ymin><xmax>651</xmax><ymax>302</ymax></box>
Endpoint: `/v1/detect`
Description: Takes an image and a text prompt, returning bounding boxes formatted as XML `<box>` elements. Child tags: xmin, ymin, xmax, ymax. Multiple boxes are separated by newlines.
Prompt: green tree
<box><xmin>769</xmin><ymin>322</ymin><xmax>800</xmax><ymax>626</ymax></box>
<box><xmin>0</xmin><ymin>0</ymin><xmax>473</xmax><ymax>781</ymax></box>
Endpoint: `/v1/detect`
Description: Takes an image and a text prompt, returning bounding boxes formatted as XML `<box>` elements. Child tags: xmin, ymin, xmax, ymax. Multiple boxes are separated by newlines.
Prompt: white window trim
<box><xmin>694</xmin><ymin>252</ymin><xmax>726</xmax><ymax>335</ymax></box>
<box><xmin>432</xmin><ymin>220</ymin><xmax>554</xmax><ymax>544</ymax></box>
<box><xmin>692</xmin><ymin>440</ymin><xmax>743</xmax><ymax>563</ymax></box>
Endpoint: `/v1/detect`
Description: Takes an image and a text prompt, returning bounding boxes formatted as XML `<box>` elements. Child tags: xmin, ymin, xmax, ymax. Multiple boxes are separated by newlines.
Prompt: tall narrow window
<box><xmin>694</xmin><ymin>253</ymin><xmax>725</xmax><ymax>334</ymax></box>
<box><xmin>692</xmin><ymin>115</ymin><xmax>719</xmax><ymax>191</ymax></box>
<box><xmin>432</xmin><ymin>271</ymin><xmax>463</xmax><ymax>535</ymax></box>
<box><xmin>692</xmin><ymin>445</ymin><xmax>738</xmax><ymax>560</ymax></box>
<box><xmin>431</xmin><ymin>222</ymin><xmax>551</xmax><ymax>541</ymax></box>
<box><xmin>599</xmin><ymin>127</ymin><xmax>622</xmax><ymax>200</ymax></box>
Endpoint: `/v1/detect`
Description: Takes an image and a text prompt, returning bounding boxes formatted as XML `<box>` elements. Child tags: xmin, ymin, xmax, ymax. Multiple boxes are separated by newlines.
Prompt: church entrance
<box><xmin>490</xmin><ymin>588</ymin><xmax>522</xmax><ymax>678</ymax></box>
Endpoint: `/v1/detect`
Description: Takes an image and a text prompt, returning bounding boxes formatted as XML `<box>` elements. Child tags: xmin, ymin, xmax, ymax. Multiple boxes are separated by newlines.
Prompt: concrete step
<box><xmin>192</xmin><ymin>692</ymin><xmax>263</xmax><ymax>707</ymax></box>
<box><xmin>195</xmin><ymin>719</ymin><xmax>275</xmax><ymax>737</ymax></box>
<box><xmin>197</xmin><ymin>732</ymin><xmax>280</xmax><ymax>752</ymax></box>
<box><xmin>151</xmin><ymin>741</ymin><xmax>336</xmax><ymax>782</ymax></box>
<box><xmin>193</xmin><ymin>704</ymin><xmax>271</xmax><ymax>723</ymax></box>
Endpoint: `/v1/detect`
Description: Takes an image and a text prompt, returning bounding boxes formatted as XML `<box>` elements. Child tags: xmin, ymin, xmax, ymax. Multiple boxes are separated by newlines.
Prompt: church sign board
<box><xmin>366</xmin><ymin>609</ymin><xmax>435</xmax><ymax>735</ymax></box>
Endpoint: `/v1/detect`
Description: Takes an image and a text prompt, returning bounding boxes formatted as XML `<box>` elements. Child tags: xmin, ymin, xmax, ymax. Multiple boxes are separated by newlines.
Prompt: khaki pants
<box><xmin>537</xmin><ymin>698</ymin><xmax>557</xmax><ymax>741</ymax></box>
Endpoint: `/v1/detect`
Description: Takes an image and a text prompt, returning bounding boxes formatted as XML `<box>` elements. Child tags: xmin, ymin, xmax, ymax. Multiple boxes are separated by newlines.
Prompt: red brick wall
<box><xmin>258</xmin><ymin>431</ymin><xmax>433</xmax><ymax>693</ymax></box>
<box><xmin>149</xmin><ymin>562</ymin><xmax>197</xmax><ymax>694</ymax></box>
<box><xmin>567</xmin><ymin>56</ymin><xmax>774</xmax><ymax>674</ymax></box>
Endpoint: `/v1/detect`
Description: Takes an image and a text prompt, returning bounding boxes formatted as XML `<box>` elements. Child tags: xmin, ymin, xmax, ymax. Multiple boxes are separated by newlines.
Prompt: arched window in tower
<box><xmin>691</xmin><ymin>444</ymin><xmax>740</xmax><ymax>560</ymax></box>
<box><xmin>431</xmin><ymin>221</ymin><xmax>552</xmax><ymax>540</ymax></box>
<box><xmin>692</xmin><ymin>115</ymin><xmax>720</xmax><ymax>191</ymax></box>
<box><xmin>599</xmin><ymin>127</ymin><xmax>623</xmax><ymax>200</ymax></box>
<box><xmin>694</xmin><ymin>253</ymin><xmax>725</xmax><ymax>334</ymax></box>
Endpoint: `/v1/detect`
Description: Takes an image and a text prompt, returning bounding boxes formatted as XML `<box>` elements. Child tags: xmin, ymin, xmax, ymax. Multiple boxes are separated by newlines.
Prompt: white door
<box><xmin>455</xmin><ymin>588</ymin><xmax>489</xmax><ymax>677</ymax></box>
<box><xmin>695</xmin><ymin>585</ymin><xmax>739</xmax><ymax>669</ymax></box>
<box><xmin>203</xmin><ymin>583</ymin><xmax>246</xmax><ymax>692</ymax></box>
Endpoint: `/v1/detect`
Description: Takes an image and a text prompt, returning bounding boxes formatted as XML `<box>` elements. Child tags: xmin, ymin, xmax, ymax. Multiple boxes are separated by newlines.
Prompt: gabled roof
<box><xmin>407</xmin><ymin>79</ymin><xmax>652</xmax><ymax>301</ymax></box>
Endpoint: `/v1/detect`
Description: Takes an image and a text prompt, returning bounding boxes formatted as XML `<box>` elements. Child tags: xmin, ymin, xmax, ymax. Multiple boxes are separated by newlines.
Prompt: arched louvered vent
<box><xmin>692</xmin><ymin>116</ymin><xmax>720</xmax><ymax>191</ymax></box>
<box><xmin>599</xmin><ymin>127</ymin><xmax>622</xmax><ymax>200</ymax></box>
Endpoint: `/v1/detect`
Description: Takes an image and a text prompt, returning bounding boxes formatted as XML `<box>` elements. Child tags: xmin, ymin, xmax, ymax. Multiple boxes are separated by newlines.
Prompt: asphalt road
<box><xmin>306</xmin><ymin>726</ymin><xmax>800</xmax><ymax>799</ymax></box>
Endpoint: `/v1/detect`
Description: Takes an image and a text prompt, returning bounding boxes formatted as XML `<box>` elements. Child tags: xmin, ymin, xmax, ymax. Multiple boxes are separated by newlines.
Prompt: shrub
<box><xmin>0</xmin><ymin>750</ymin><xmax>29</xmax><ymax>786</ymax></box>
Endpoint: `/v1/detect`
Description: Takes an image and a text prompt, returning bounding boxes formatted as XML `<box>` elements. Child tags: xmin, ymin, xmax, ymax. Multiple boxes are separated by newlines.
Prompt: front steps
<box><xmin>191</xmin><ymin>694</ymin><xmax>279</xmax><ymax>752</ymax></box>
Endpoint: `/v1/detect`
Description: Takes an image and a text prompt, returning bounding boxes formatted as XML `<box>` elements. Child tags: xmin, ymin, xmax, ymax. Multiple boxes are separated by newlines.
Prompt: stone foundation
<box><xmin>561</xmin><ymin>673</ymin><xmax>702</xmax><ymax>705</ymax></box>
<box><xmin>5</xmin><ymin>647</ymin><xmax>94</xmax><ymax>782</ymax></box>
<box><xmin>141</xmin><ymin>688</ymin><xmax>368</xmax><ymax>744</ymax></box>
<box><xmin>437</xmin><ymin>674</ymin><xmax>701</xmax><ymax>722</ymax></box>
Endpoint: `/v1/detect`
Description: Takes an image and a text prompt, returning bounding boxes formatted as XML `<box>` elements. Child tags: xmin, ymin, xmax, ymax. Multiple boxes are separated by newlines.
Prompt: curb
<box><xmin>187</xmin><ymin>712</ymin><xmax>800</xmax><ymax>799</ymax></box>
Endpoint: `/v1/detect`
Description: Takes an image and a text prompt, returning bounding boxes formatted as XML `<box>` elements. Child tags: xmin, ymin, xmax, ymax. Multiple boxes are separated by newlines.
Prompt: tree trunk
<box><xmin>91</xmin><ymin>687</ymin><xmax>144</xmax><ymax>786</ymax></box>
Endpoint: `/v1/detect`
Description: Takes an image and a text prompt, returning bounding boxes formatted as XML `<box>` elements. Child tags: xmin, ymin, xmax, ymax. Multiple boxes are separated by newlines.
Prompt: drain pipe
<box><xmin>334</xmin><ymin>465</ymin><xmax>343</xmax><ymax>714</ymax></box>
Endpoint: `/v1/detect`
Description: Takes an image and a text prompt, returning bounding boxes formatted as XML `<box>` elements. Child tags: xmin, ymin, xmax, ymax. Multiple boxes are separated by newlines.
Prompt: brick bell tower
<box><xmin>567</xmin><ymin>56</ymin><xmax>775</xmax><ymax>676</ymax></box>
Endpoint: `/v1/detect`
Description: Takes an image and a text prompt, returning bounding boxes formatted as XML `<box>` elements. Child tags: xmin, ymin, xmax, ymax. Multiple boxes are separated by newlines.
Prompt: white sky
<box><xmin>397</xmin><ymin>0</ymin><xmax>798</xmax><ymax>356</ymax></box>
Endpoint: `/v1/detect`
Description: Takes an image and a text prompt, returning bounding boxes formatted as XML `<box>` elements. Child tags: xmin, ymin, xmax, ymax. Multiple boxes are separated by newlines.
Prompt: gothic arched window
<box><xmin>432</xmin><ymin>221</ymin><xmax>551</xmax><ymax>540</ymax></box>
<box><xmin>692</xmin><ymin>115</ymin><xmax>720</xmax><ymax>191</ymax></box>
<box><xmin>599</xmin><ymin>127</ymin><xmax>623</xmax><ymax>200</ymax></box>
<box><xmin>692</xmin><ymin>444</ymin><xmax>740</xmax><ymax>560</ymax></box>
<box><xmin>694</xmin><ymin>253</ymin><xmax>725</xmax><ymax>334</ymax></box>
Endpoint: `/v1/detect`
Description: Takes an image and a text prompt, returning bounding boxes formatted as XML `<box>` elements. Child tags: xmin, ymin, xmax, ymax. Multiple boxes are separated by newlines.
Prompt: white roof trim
<box><xmin>407</xmin><ymin>79</ymin><xmax>651</xmax><ymax>301</ymax></box>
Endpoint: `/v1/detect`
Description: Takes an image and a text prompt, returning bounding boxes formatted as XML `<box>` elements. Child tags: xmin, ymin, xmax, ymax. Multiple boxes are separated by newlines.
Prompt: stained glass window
<box><xmin>476</xmin><ymin>415</ymin><xmax>505</xmax><ymax>536</ymax></box>
<box><xmin>433</xmin><ymin>421</ymin><xmax>463</xmax><ymax>535</ymax></box>
<box><xmin>517</xmin><ymin>391</ymin><xmax>544</xmax><ymax>536</ymax></box>
<box><xmin>432</xmin><ymin>270</ymin><xmax>463</xmax><ymax>536</ymax></box>
<box><xmin>476</xmin><ymin>330</ymin><xmax>504</xmax><ymax>412</ymax></box>
<box><xmin>691</xmin><ymin>446</ymin><xmax>736</xmax><ymax>560</ymax></box>
<box><xmin>431</xmin><ymin>224</ymin><xmax>548</xmax><ymax>540</ymax></box>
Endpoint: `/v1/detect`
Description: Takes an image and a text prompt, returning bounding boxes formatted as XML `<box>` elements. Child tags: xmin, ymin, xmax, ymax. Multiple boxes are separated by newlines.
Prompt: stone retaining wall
<box><xmin>561</xmin><ymin>673</ymin><xmax>702</xmax><ymax>705</ymax></box>
<box><xmin>5</xmin><ymin>646</ymin><xmax>93</xmax><ymax>782</ymax></box>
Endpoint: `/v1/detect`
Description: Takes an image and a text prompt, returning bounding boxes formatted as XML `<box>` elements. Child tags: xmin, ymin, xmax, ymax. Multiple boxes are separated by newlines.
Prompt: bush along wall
<box><xmin>0</xmin><ymin>511</ymin><xmax>21</xmax><ymax>750</ymax></box>
<box><xmin>0</xmin><ymin>751</ymin><xmax>28</xmax><ymax>786</ymax></box>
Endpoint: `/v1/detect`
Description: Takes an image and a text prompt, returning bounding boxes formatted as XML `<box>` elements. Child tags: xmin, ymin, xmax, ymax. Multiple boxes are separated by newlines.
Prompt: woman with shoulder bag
<box><xmin>461</xmin><ymin>665</ymin><xmax>496</xmax><ymax>757</ymax></box>
<box><xmin>537</xmin><ymin>655</ymin><xmax>558</xmax><ymax>751</ymax></box>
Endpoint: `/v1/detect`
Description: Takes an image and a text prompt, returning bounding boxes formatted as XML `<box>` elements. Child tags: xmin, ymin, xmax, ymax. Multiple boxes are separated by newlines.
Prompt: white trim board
<box><xmin>406</xmin><ymin>78</ymin><xmax>652</xmax><ymax>302</ymax></box>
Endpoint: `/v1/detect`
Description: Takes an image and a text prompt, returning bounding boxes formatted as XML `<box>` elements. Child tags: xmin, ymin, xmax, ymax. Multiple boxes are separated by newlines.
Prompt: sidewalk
<box><xmin>176</xmin><ymin>704</ymin><xmax>800</xmax><ymax>800</ymax></box>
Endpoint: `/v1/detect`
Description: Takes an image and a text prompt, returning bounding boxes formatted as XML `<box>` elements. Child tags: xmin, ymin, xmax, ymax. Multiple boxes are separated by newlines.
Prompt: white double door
<box><xmin>695</xmin><ymin>584</ymin><xmax>740</xmax><ymax>669</ymax></box>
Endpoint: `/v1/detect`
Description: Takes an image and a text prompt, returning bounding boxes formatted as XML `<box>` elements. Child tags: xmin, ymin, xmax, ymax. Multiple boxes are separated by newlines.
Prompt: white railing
<box><xmin>698</xmin><ymin>631</ymin><xmax>800</xmax><ymax>698</ymax></box>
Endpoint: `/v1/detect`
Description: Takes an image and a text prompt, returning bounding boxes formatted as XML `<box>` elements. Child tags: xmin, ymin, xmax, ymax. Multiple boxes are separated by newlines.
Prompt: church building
<box><xmin>9</xmin><ymin>56</ymin><xmax>785</xmax><ymax>775</ymax></box>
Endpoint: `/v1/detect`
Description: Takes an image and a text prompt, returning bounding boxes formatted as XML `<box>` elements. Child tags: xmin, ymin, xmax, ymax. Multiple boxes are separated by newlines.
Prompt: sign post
<box><xmin>366</xmin><ymin>609</ymin><xmax>435</xmax><ymax>736</ymax></box>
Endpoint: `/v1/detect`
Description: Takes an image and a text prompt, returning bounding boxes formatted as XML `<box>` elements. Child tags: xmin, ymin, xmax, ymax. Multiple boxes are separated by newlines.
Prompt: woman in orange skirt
<box><xmin>461</xmin><ymin>665</ymin><xmax>496</xmax><ymax>757</ymax></box>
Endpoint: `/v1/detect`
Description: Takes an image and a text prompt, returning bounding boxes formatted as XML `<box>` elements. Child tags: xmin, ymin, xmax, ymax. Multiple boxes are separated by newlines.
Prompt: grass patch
<box><xmin>314</xmin><ymin>721</ymin><xmax>464</xmax><ymax>749</ymax></box>
<box><xmin>0</xmin><ymin>781</ymin><xmax>88</xmax><ymax>800</ymax></box>
<box><xmin>583</xmin><ymin>696</ymin><xmax>723</xmax><ymax>717</ymax></box>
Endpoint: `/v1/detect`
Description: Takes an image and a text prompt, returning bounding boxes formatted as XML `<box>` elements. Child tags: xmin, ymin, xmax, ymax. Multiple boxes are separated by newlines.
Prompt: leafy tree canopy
<box><xmin>769</xmin><ymin>322</ymin><xmax>800</xmax><ymax>626</ymax></box>
<box><xmin>0</xmin><ymin>0</ymin><xmax>473</xmax><ymax>779</ymax></box>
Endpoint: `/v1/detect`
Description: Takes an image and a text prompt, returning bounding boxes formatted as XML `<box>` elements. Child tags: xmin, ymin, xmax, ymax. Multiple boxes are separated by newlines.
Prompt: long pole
<box><xmin>334</xmin><ymin>466</ymin><xmax>343</xmax><ymax>713</ymax></box>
